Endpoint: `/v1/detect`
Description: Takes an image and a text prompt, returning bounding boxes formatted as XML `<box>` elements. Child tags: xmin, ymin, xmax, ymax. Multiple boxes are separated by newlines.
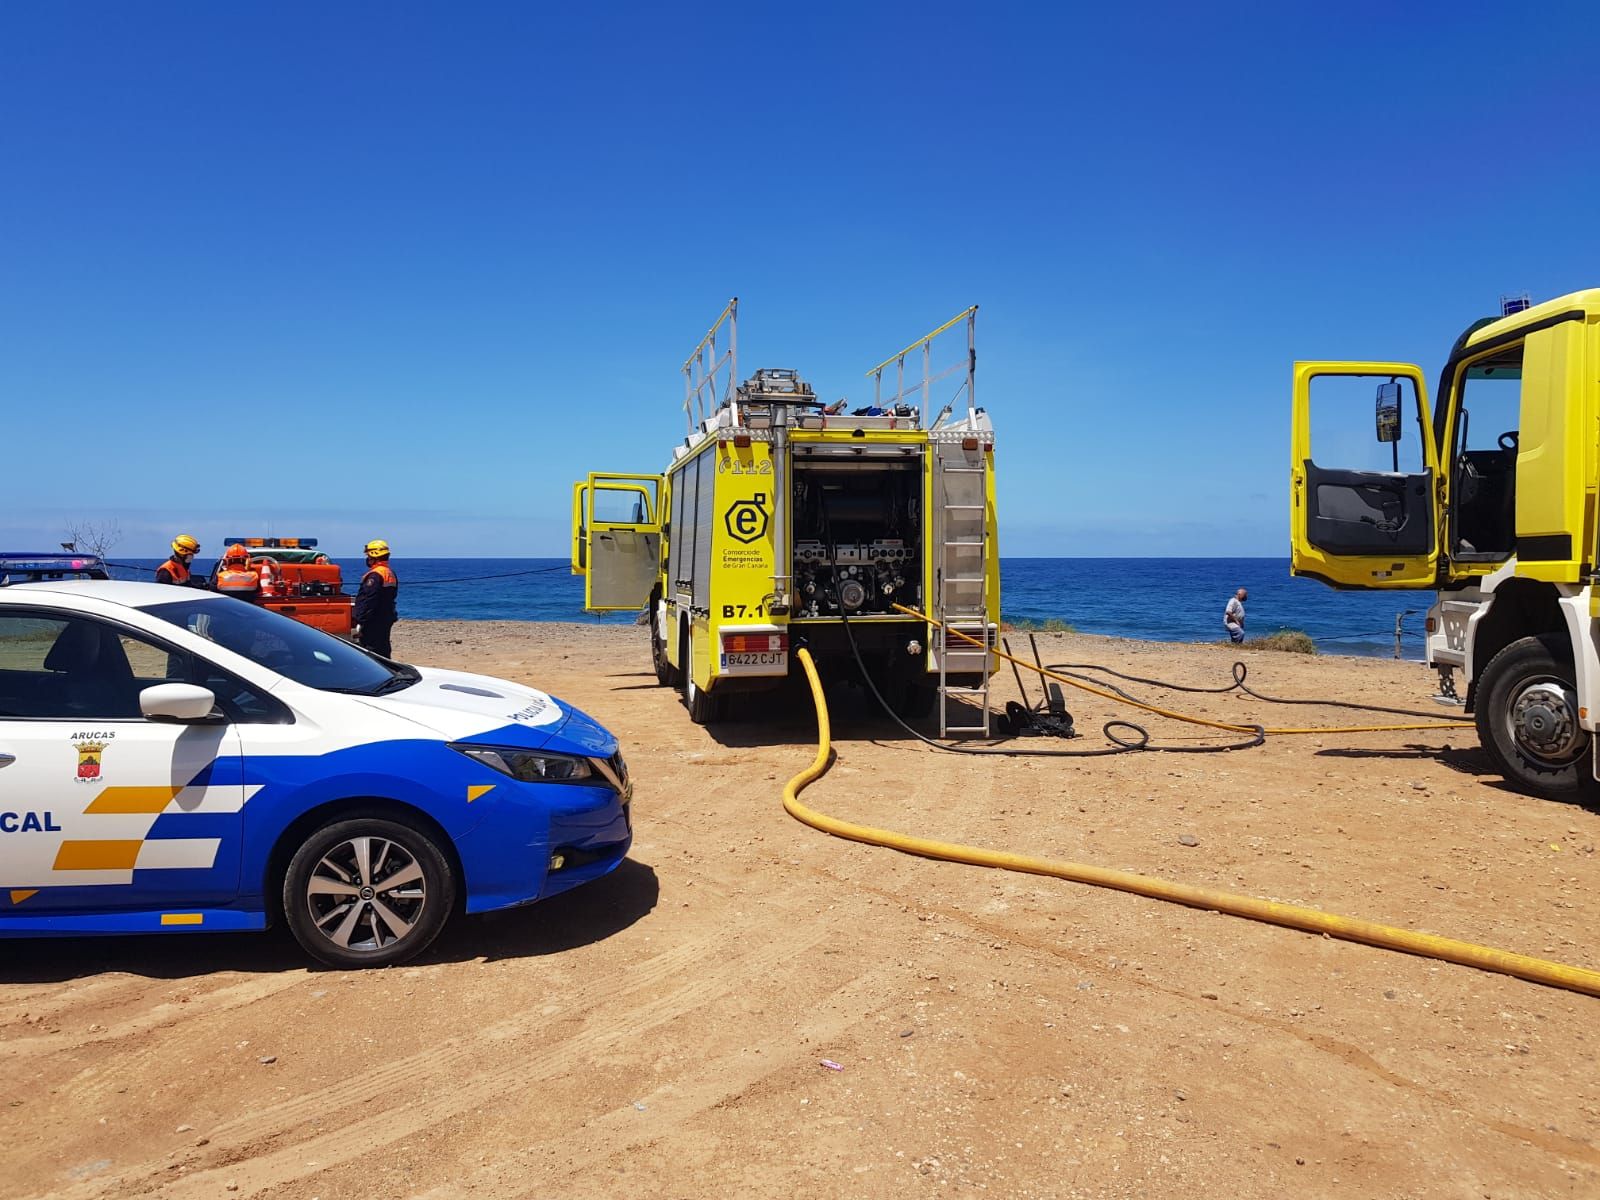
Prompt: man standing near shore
<box><xmin>1224</xmin><ymin>587</ymin><xmax>1247</xmax><ymax>643</ymax></box>
<box><xmin>354</xmin><ymin>538</ymin><xmax>399</xmax><ymax>657</ymax></box>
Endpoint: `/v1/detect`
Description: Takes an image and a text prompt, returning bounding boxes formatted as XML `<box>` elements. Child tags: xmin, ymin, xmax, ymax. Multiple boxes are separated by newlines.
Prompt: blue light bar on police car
<box><xmin>0</xmin><ymin>553</ymin><xmax>110</xmax><ymax>583</ymax></box>
<box><xmin>0</xmin><ymin>553</ymin><xmax>106</xmax><ymax>571</ymax></box>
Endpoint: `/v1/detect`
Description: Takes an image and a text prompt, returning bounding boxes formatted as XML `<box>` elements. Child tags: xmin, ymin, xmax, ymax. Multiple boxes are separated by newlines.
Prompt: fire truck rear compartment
<box><xmin>791</xmin><ymin>458</ymin><xmax>922</xmax><ymax>619</ymax></box>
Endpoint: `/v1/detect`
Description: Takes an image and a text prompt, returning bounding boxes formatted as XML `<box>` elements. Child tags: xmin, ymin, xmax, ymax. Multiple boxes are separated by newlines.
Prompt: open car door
<box><xmin>570</xmin><ymin>482</ymin><xmax>590</xmax><ymax>575</ymax></box>
<box><xmin>1290</xmin><ymin>361</ymin><xmax>1439</xmax><ymax>588</ymax></box>
<box><xmin>571</xmin><ymin>473</ymin><xmax>664</xmax><ymax>612</ymax></box>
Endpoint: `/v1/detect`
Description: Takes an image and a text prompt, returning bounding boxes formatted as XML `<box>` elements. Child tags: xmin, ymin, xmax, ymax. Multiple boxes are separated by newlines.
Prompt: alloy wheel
<box><xmin>304</xmin><ymin>835</ymin><xmax>428</xmax><ymax>953</ymax></box>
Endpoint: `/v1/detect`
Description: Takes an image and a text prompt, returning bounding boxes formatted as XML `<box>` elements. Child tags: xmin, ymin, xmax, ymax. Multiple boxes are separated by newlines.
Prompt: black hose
<box><xmin>1045</xmin><ymin>658</ymin><xmax>1457</xmax><ymax>722</ymax></box>
<box><xmin>815</xmin><ymin>494</ymin><xmax>1263</xmax><ymax>756</ymax></box>
<box><xmin>107</xmin><ymin>562</ymin><xmax>571</xmax><ymax>586</ymax></box>
<box><xmin>404</xmin><ymin>565</ymin><xmax>571</xmax><ymax>586</ymax></box>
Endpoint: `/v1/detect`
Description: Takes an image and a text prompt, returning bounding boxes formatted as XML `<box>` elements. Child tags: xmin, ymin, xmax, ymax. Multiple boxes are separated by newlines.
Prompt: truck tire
<box><xmin>684</xmin><ymin>631</ymin><xmax>722</xmax><ymax>724</ymax></box>
<box><xmin>1474</xmin><ymin>633</ymin><xmax>1593</xmax><ymax>800</ymax></box>
<box><xmin>893</xmin><ymin>678</ymin><xmax>938</xmax><ymax>719</ymax></box>
<box><xmin>650</xmin><ymin>596</ymin><xmax>680</xmax><ymax>687</ymax></box>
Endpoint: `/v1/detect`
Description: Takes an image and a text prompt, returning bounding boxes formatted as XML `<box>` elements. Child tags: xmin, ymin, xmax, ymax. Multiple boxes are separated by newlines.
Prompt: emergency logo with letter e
<box><xmin>73</xmin><ymin>737</ymin><xmax>107</xmax><ymax>783</ymax></box>
<box><xmin>724</xmin><ymin>494</ymin><xmax>770</xmax><ymax>545</ymax></box>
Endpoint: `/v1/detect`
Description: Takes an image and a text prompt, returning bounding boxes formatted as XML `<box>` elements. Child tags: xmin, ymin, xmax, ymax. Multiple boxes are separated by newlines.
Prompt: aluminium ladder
<box><xmin>934</xmin><ymin>442</ymin><xmax>992</xmax><ymax>736</ymax></box>
<box><xmin>863</xmin><ymin>304</ymin><xmax>990</xmax><ymax>736</ymax></box>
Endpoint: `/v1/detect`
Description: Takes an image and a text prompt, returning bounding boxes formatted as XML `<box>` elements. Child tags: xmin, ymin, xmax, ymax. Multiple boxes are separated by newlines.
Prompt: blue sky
<box><xmin>3</xmin><ymin>2</ymin><xmax>1598</xmax><ymax>559</ymax></box>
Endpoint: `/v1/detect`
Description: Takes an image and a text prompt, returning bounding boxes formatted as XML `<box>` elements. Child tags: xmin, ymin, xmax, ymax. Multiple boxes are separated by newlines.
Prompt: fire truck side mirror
<box><xmin>1375</xmin><ymin>381</ymin><xmax>1402</xmax><ymax>444</ymax></box>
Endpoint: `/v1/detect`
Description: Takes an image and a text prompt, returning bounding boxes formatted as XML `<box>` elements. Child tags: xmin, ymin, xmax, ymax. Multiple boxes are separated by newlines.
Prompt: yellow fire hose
<box><xmin>892</xmin><ymin>603</ymin><xmax>1474</xmax><ymax>735</ymax></box>
<box><xmin>782</xmin><ymin>647</ymin><xmax>1600</xmax><ymax>999</ymax></box>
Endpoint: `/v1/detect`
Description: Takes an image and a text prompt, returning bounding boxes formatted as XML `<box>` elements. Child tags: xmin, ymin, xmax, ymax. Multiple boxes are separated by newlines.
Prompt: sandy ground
<box><xmin>3</xmin><ymin>620</ymin><xmax>1599</xmax><ymax>1199</ymax></box>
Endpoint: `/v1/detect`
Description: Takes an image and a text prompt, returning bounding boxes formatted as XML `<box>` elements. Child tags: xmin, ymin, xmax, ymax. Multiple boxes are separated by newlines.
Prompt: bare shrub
<box><xmin>61</xmin><ymin>519</ymin><xmax>122</xmax><ymax>559</ymax></box>
<box><xmin>1255</xmin><ymin>629</ymin><xmax>1317</xmax><ymax>654</ymax></box>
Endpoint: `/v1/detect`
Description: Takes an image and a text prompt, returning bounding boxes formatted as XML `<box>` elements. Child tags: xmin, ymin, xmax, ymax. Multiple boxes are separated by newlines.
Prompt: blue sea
<box><xmin>107</xmin><ymin>556</ymin><xmax>1430</xmax><ymax>659</ymax></box>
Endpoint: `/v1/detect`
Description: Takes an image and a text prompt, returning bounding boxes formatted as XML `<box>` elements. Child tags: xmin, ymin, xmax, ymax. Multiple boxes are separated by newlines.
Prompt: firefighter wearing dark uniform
<box><xmin>155</xmin><ymin>534</ymin><xmax>201</xmax><ymax>585</ymax></box>
<box><xmin>354</xmin><ymin>539</ymin><xmax>399</xmax><ymax>657</ymax></box>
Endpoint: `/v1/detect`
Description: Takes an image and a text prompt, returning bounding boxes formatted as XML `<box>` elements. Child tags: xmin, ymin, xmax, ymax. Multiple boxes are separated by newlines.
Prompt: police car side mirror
<box><xmin>140</xmin><ymin>683</ymin><xmax>219</xmax><ymax>723</ymax></box>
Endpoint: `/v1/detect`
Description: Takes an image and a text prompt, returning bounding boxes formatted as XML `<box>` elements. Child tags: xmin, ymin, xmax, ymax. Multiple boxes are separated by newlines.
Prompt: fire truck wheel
<box><xmin>684</xmin><ymin>633</ymin><xmax>722</xmax><ymax>725</ymax></box>
<box><xmin>651</xmin><ymin>599</ymin><xmax>680</xmax><ymax>687</ymax></box>
<box><xmin>282</xmin><ymin>815</ymin><xmax>455</xmax><ymax>969</ymax></box>
<box><xmin>1474</xmin><ymin>633</ymin><xmax>1594</xmax><ymax>800</ymax></box>
<box><xmin>894</xmin><ymin>679</ymin><xmax>938</xmax><ymax>719</ymax></box>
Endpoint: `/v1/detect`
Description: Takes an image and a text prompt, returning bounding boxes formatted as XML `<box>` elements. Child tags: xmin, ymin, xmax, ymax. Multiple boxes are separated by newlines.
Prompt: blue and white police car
<box><xmin>0</xmin><ymin>573</ymin><xmax>632</xmax><ymax>966</ymax></box>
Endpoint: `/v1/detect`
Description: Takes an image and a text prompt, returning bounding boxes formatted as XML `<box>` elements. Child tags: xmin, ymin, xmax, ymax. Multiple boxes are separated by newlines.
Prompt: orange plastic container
<box><xmin>264</xmin><ymin>599</ymin><xmax>353</xmax><ymax>637</ymax></box>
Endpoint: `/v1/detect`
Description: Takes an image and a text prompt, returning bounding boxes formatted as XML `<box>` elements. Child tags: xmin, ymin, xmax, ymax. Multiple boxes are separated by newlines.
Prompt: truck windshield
<box><xmin>142</xmin><ymin>597</ymin><xmax>417</xmax><ymax>695</ymax></box>
<box><xmin>1458</xmin><ymin>348</ymin><xmax>1523</xmax><ymax>453</ymax></box>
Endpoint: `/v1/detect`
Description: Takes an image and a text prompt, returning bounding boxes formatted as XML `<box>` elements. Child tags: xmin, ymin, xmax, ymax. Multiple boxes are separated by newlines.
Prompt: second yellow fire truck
<box><xmin>1291</xmin><ymin>287</ymin><xmax>1600</xmax><ymax>797</ymax></box>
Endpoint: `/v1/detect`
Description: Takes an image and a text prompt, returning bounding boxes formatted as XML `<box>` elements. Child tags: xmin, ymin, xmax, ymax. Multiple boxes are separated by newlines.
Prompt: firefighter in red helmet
<box><xmin>215</xmin><ymin>543</ymin><xmax>262</xmax><ymax>602</ymax></box>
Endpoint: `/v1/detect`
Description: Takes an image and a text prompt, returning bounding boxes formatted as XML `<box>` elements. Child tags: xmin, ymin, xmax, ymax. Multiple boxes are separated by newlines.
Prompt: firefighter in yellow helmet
<box><xmin>155</xmin><ymin>534</ymin><xmax>201</xmax><ymax>585</ymax></box>
<box><xmin>353</xmin><ymin>539</ymin><xmax>399</xmax><ymax>657</ymax></box>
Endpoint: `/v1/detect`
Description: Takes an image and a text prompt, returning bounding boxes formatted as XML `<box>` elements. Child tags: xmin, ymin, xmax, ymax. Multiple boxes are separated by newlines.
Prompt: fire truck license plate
<box><xmin>724</xmin><ymin>651</ymin><xmax>785</xmax><ymax>667</ymax></box>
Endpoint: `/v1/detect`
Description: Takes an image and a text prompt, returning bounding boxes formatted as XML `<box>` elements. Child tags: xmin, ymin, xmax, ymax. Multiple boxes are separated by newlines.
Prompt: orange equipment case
<box><xmin>217</xmin><ymin>538</ymin><xmax>355</xmax><ymax>638</ymax></box>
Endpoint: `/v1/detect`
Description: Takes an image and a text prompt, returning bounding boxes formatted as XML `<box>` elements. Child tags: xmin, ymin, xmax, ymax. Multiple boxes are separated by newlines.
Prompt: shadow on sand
<box><xmin>696</xmin><ymin>676</ymin><xmax>950</xmax><ymax>750</ymax></box>
<box><xmin>1314</xmin><ymin>742</ymin><xmax>1497</xmax><ymax>776</ymax></box>
<box><xmin>0</xmin><ymin>858</ymin><xmax>660</xmax><ymax>984</ymax></box>
<box><xmin>1314</xmin><ymin>743</ymin><xmax>1600</xmax><ymax>812</ymax></box>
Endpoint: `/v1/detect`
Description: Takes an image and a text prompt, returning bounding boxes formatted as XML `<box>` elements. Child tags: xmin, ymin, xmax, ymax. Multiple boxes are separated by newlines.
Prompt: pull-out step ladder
<box><xmin>868</xmin><ymin>304</ymin><xmax>991</xmax><ymax>737</ymax></box>
<box><xmin>934</xmin><ymin>442</ymin><xmax>992</xmax><ymax>736</ymax></box>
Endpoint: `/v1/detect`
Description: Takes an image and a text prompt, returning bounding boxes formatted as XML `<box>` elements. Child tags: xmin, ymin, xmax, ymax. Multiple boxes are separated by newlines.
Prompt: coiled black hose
<box><xmin>815</xmin><ymin>492</ymin><xmax>1263</xmax><ymax>756</ymax></box>
<box><xmin>1046</xmin><ymin>658</ymin><xmax>1457</xmax><ymax>722</ymax></box>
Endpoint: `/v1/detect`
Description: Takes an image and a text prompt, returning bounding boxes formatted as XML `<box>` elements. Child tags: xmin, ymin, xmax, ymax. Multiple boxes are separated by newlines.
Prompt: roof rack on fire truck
<box><xmin>739</xmin><ymin>368</ymin><xmax>815</xmax><ymax>406</ymax></box>
<box><xmin>867</xmin><ymin>304</ymin><xmax>978</xmax><ymax>429</ymax></box>
<box><xmin>682</xmin><ymin>297</ymin><xmax>739</xmax><ymax>434</ymax></box>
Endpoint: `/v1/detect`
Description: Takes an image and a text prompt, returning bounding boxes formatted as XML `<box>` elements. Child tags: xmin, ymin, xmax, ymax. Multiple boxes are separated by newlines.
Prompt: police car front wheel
<box><xmin>283</xmin><ymin>816</ymin><xmax>456</xmax><ymax>968</ymax></box>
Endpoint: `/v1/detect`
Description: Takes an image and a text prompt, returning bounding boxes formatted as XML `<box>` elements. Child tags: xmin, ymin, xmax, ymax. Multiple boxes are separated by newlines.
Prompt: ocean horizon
<box><xmin>102</xmin><ymin>555</ymin><xmax>1433</xmax><ymax>660</ymax></box>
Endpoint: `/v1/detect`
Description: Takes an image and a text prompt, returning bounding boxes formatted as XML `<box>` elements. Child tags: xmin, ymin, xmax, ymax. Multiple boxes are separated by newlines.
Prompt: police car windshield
<box><xmin>143</xmin><ymin>598</ymin><xmax>416</xmax><ymax>694</ymax></box>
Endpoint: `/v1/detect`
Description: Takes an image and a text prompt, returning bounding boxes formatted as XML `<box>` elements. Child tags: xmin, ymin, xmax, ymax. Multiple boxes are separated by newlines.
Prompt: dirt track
<box><xmin>3</xmin><ymin>621</ymin><xmax>1598</xmax><ymax>1199</ymax></box>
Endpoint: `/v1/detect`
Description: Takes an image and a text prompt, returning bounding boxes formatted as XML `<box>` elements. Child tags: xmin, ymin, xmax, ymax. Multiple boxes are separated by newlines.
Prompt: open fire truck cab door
<box><xmin>572</xmin><ymin>473</ymin><xmax>664</xmax><ymax>612</ymax></box>
<box><xmin>1290</xmin><ymin>361</ymin><xmax>1440</xmax><ymax>589</ymax></box>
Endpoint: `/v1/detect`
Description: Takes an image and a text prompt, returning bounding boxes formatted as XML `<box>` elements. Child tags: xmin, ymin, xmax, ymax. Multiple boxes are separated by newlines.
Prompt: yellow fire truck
<box><xmin>573</xmin><ymin>300</ymin><xmax>1000</xmax><ymax>732</ymax></box>
<box><xmin>1290</xmin><ymin>287</ymin><xmax>1600</xmax><ymax>797</ymax></box>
